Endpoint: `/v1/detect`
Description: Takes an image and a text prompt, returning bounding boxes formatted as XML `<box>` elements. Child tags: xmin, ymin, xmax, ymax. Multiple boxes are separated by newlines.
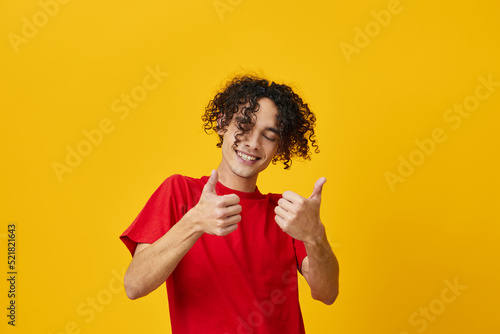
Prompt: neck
<box><xmin>216</xmin><ymin>164</ymin><xmax>258</xmax><ymax>193</ymax></box>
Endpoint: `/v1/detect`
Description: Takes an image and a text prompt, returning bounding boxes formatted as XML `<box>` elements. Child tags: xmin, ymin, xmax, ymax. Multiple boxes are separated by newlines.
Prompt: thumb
<box><xmin>203</xmin><ymin>169</ymin><xmax>218</xmax><ymax>194</ymax></box>
<box><xmin>309</xmin><ymin>177</ymin><xmax>326</xmax><ymax>201</ymax></box>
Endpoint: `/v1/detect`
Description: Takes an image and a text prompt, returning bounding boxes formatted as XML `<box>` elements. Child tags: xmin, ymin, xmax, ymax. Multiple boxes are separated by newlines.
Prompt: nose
<box><xmin>244</xmin><ymin>130</ymin><xmax>259</xmax><ymax>150</ymax></box>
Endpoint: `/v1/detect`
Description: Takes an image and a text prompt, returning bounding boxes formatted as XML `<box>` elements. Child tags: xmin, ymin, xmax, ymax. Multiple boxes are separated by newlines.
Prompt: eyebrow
<box><xmin>265</xmin><ymin>127</ymin><xmax>280</xmax><ymax>135</ymax></box>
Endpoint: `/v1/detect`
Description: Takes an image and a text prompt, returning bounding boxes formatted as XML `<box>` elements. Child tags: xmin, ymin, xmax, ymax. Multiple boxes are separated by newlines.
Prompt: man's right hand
<box><xmin>190</xmin><ymin>170</ymin><xmax>242</xmax><ymax>236</ymax></box>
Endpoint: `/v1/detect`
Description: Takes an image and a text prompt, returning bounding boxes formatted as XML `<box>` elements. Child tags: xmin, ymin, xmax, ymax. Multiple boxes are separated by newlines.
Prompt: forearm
<box><xmin>124</xmin><ymin>210</ymin><xmax>203</xmax><ymax>300</ymax></box>
<box><xmin>303</xmin><ymin>227</ymin><xmax>339</xmax><ymax>305</ymax></box>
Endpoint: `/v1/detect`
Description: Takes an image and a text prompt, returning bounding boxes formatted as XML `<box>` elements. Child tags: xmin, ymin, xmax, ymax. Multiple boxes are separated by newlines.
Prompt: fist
<box><xmin>192</xmin><ymin>170</ymin><xmax>242</xmax><ymax>236</ymax></box>
<box><xmin>274</xmin><ymin>177</ymin><xmax>326</xmax><ymax>243</ymax></box>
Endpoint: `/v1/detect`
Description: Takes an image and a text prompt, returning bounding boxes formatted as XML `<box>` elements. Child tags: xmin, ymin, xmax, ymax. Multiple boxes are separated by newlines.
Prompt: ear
<box><xmin>216</xmin><ymin>114</ymin><xmax>225</xmax><ymax>135</ymax></box>
<box><xmin>273</xmin><ymin>146</ymin><xmax>282</xmax><ymax>157</ymax></box>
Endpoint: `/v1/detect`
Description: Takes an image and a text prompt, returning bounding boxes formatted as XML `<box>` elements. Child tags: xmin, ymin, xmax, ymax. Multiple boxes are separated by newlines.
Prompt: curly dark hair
<box><xmin>202</xmin><ymin>75</ymin><xmax>319</xmax><ymax>169</ymax></box>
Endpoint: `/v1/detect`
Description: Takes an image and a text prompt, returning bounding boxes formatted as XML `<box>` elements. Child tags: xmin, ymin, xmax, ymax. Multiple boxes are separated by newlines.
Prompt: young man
<box><xmin>120</xmin><ymin>75</ymin><xmax>339</xmax><ymax>334</ymax></box>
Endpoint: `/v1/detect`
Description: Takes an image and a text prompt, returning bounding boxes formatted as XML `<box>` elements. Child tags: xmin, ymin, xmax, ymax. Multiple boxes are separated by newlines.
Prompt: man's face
<box><xmin>218</xmin><ymin>97</ymin><xmax>280</xmax><ymax>183</ymax></box>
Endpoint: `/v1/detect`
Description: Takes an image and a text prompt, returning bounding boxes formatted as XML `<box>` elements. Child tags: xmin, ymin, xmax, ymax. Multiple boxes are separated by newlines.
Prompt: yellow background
<box><xmin>1</xmin><ymin>0</ymin><xmax>499</xmax><ymax>333</ymax></box>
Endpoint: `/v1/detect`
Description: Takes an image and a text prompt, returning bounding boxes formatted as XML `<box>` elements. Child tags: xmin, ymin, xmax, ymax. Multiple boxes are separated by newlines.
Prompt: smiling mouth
<box><xmin>236</xmin><ymin>150</ymin><xmax>260</xmax><ymax>162</ymax></box>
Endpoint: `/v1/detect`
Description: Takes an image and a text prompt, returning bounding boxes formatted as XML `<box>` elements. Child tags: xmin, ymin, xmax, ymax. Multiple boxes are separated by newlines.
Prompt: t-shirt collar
<box><xmin>213</xmin><ymin>178</ymin><xmax>264</xmax><ymax>200</ymax></box>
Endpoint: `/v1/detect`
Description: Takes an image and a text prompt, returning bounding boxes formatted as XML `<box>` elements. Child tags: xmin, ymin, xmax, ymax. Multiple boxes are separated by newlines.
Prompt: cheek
<box><xmin>221</xmin><ymin>128</ymin><xmax>236</xmax><ymax>146</ymax></box>
<box><xmin>266</xmin><ymin>142</ymin><xmax>280</xmax><ymax>157</ymax></box>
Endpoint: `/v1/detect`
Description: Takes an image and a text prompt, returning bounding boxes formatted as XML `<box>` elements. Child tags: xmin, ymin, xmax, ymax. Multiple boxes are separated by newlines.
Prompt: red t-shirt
<box><xmin>120</xmin><ymin>174</ymin><xmax>307</xmax><ymax>334</ymax></box>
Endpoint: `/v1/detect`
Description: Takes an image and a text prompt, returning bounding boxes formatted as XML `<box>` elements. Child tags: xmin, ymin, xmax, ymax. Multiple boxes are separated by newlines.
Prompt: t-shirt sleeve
<box><xmin>119</xmin><ymin>175</ymin><xmax>187</xmax><ymax>256</ymax></box>
<box><xmin>294</xmin><ymin>239</ymin><xmax>307</xmax><ymax>273</ymax></box>
<box><xmin>270</xmin><ymin>193</ymin><xmax>308</xmax><ymax>273</ymax></box>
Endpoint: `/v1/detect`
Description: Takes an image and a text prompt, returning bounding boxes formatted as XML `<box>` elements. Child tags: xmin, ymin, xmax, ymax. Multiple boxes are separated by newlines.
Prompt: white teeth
<box><xmin>237</xmin><ymin>151</ymin><xmax>257</xmax><ymax>161</ymax></box>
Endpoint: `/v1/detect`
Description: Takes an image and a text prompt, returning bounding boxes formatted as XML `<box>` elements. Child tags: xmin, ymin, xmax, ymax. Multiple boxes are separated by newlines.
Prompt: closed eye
<box><xmin>263</xmin><ymin>134</ymin><xmax>277</xmax><ymax>142</ymax></box>
<box><xmin>263</xmin><ymin>127</ymin><xmax>280</xmax><ymax>142</ymax></box>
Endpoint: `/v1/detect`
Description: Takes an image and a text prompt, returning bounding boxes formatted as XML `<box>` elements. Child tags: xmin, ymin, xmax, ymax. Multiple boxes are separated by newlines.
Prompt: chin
<box><xmin>230</xmin><ymin>167</ymin><xmax>258</xmax><ymax>179</ymax></box>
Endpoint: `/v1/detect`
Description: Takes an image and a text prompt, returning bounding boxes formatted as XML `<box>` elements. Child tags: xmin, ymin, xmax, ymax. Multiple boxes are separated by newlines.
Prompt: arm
<box><xmin>124</xmin><ymin>170</ymin><xmax>241</xmax><ymax>300</ymax></box>
<box><xmin>301</xmin><ymin>233</ymin><xmax>339</xmax><ymax>305</ymax></box>
<box><xmin>274</xmin><ymin>177</ymin><xmax>339</xmax><ymax>305</ymax></box>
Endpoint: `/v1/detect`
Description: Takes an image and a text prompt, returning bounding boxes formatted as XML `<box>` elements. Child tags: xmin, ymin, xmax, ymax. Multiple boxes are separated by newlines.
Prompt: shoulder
<box><xmin>158</xmin><ymin>174</ymin><xmax>208</xmax><ymax>193</ymax></box>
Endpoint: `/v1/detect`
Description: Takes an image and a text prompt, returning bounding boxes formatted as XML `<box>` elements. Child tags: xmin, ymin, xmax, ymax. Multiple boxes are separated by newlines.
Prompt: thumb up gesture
<box><xmin>274</xmin><ymin>177</ymin><xmax>326</xmax><ymax>244</ymax></box>
<box><xmin>190</xmin><ymin>170</ymin><xmax>242</xmax><ymax>236</ymax></box>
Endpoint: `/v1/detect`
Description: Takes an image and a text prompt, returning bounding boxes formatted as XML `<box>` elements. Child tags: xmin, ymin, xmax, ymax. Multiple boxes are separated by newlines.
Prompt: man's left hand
<box><xmin>274</xmin><ymin>177</ymin><xmax>326</xmax><ymax>244</ymax></box>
